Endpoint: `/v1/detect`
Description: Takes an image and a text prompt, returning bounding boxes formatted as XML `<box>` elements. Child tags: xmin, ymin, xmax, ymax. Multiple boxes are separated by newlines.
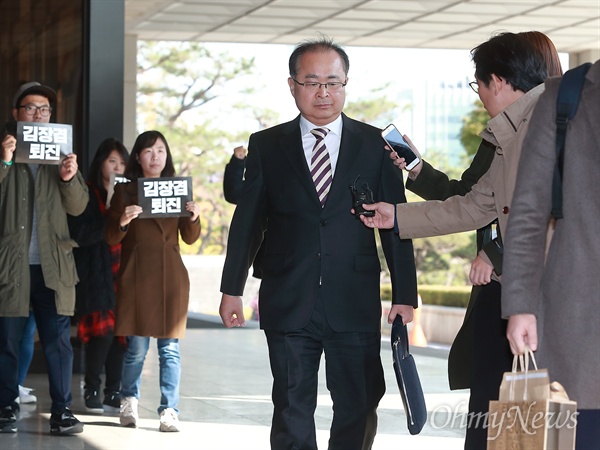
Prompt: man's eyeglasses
<box><xmin>468</xmin><ymin>81</ymin><xmax>479</xmax><ymax>94</ymax></box>
<box><xmin>18</xmin><ymin>104</ymin><xmax>52</xmax><ymax>117</ymax></box>
<box><xmin>292</xmin><ymin>79</ymin><xmax>347</xmax><ymax>92</ymax></box>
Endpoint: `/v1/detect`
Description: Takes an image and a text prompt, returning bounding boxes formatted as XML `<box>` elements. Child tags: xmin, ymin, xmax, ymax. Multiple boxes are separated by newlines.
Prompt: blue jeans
<box><xmin>121</xmin><ymin>336</ymin><xmax>180</xmax><ymax>415</ymax></box>
<box><xmin>18</xmin><ymin>312</ymin><xmax>37</xmax><ymax>386</ymax></box>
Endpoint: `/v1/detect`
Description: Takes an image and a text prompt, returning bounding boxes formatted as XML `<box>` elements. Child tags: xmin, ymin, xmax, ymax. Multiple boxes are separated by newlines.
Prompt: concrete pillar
<box><xmin>124</xmin><ymin>34</ymin><xmax>138</xmax><ymax>150</ymax></box>
<box><xmin>569</xmin><ymin>49</ymin><xmax>600</xmax><ymax>68</ymax></box>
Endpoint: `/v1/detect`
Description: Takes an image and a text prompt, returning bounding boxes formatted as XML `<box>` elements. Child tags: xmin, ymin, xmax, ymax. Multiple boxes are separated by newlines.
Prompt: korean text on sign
<box><xmin>137</xmin><ymin>176</ymin><xmax>192</xmax><ymax>218</ymax></box>
<box><xmin>143</xmin><ymin>179</ymin><xmax>189</xmax><ymax>198</ymax></box>
<box><xmin>23</xmin><ymin>125</ymin><xmax>69</xmax><ymax>161</ymax></box>
<box><xmin>15</xmin><ymin>122</ymin><xmax>73</xmax><ymax>165</ymax></box>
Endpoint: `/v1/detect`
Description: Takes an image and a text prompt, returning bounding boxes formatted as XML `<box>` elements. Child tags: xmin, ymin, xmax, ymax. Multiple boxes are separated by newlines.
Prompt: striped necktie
<box><xmin>310</xmin><ymin>127</ymin><xmax>332</xmax><ymax>207</ymax></box>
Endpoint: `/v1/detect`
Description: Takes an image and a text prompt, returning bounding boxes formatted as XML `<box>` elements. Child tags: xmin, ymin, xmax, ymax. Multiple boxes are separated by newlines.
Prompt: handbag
<box><xmin>391</xmin><ymin>316</ymin><xmax>427</xmax><ymax>435</ymax></box>
<box><xmin>487</xmin><ymin>349</ymin><xmax>577</xmax><ymax>450</ymax></box>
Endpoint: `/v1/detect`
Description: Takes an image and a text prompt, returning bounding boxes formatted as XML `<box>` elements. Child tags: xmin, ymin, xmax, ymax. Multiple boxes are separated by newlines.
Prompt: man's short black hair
<box><xmin>471</xmin><ymin>32</ymin><xmax>548</xmax><ymax>93</ymax></box>
<box><xmin>289</xmin><ymin>35</ymin><xmax>349</xmax><ymax>78</ymax></box>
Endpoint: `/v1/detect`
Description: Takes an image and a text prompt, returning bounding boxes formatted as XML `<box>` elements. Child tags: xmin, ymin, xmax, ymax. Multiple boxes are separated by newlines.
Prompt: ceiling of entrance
<box><xmin>125</xmin><ymin>0</ymin><xmax>600</xmax><ymax>53</ymax></box>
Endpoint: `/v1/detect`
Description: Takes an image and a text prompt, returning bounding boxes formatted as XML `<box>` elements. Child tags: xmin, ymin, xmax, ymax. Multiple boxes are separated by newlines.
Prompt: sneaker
<box><xmin>17</xmin><ymin>386</ymin><xmax>37</xmax><ymax>404</ymax></box>
<box><xmin>49</xmin><ymin>407</ymin><xmax>84</xmax><ymax>435</ymax></box>
<box><xmin>103</xmin><ymin>391</ymin><xmax>121</xmax><ymax>413</ymax></box>
<box><xmin>159</xmin><ymin>408</ymin><xmax>180</xmax><ymax>432</ymax></box>
<box><xmin>119</xmin><ymin>397</ymin><xmax>138</xmax><ymax>427</ymax></box>
<box><xmin>84</xmin><ymin>389</ymin><xmax>103</xmax><ymax>414</ymax></box>
<box><xmin>0</xmin><ymin>406</ymin><xmax>18</xmax><ymax>433</ymax></box>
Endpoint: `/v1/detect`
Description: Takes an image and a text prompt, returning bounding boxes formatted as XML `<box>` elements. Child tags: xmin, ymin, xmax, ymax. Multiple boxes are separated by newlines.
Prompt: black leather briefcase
<box><xmin>391</xmin><ymin>316</ymin><xmax>427</xmax><ymax>435</ymax></box>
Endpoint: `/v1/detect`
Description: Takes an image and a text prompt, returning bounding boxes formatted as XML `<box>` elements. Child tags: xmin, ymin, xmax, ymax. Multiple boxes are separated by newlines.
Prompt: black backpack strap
<box><xmin>552</xmin><ymin>62</ymin><xmax>592</xmax><ymax>219</ymax></box>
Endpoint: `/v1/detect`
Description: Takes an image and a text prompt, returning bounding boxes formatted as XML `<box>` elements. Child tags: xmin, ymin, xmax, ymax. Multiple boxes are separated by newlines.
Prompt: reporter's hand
<box><xmin>469</xmin><ymin>255</ymin><xmax>493</xmax><ymax>285</ymax></box>
<box><xmin>357</xmin><ymin>202</ymin><xmax>395</xmax><ymax>229</ymax></box>
<box><xmin>386</xmin><ymin>135</ymin><xmax>423</xmax><ymax>178</ymax></box>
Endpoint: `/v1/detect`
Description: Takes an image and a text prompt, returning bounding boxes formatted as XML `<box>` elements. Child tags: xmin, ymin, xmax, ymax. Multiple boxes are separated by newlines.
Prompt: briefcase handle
<box><xmin>391</xmin><ymin>316</ymin><xmax>410</xmax><ymax>359</ymax></box>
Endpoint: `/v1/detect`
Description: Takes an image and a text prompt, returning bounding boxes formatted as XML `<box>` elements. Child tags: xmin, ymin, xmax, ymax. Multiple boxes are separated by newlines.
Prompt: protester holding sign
<box><xmin>0</xmin><ymin>82</ymin><xmax>88</xmax><ymax>435</ymax></box>
<box><xmin>105</xmin><ymin>130</ymin><xmax>200</xmax><ymax>433</ymax></box>
<box><xmin>67</xmin><ymin>138</ymin><xmax>129</xmax><ymax>414</ymax></box>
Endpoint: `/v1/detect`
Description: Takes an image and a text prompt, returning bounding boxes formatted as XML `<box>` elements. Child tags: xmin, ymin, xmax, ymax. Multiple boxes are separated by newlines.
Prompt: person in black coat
<box><xmin>68</xmin><ymin>138</ymin><xmax>128</xmax><ymax>414</ymax></box>
<box><xmin>223</xmin><ymin>145</ymin><xmax>264</xmax><ymax>281</ymax></box>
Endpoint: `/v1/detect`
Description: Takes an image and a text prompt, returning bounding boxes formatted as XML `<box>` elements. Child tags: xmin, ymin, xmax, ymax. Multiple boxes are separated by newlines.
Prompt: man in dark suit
<box><xmin>219</xmin><ymin>36</ymin><xmax>418</xmax><ymax>450</ymax></box>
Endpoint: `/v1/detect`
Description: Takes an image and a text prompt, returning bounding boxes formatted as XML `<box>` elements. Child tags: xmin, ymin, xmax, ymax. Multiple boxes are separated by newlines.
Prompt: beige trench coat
<box><xmin>106</xmin><ymin>182</ymin><xmax>201</xmax><ymax>338</ymax></box>
<box><xmin>395</xmin><ymin>84</ymin><xmax>545</xmax><ymax>271</ymax></box>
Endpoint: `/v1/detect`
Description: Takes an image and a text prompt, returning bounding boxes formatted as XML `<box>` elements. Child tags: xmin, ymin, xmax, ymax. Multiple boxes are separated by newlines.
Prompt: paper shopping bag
<box><xmin>487</xmin><ymin>351</ymin><xmax>577</xmax><ymax>450</ymax></box>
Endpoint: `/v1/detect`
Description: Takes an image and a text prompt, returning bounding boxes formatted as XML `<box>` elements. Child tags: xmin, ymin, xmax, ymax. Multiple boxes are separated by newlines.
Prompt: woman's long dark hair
<box><xmin>124</xmin><ymin>130</ymin><xmax>175</xmax><ymax>181</ymax></box>
<box><xmin>87</xmin><ymin>137</ymin><xmax>129</xmax><ymax>201</ymax></box>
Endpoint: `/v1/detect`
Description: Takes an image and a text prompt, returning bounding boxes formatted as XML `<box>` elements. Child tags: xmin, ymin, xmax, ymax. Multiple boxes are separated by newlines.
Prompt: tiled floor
<box><xmin>1</xmin><ymin>318</ymin><xmax>470</xmax><ymax>449</ymax></box>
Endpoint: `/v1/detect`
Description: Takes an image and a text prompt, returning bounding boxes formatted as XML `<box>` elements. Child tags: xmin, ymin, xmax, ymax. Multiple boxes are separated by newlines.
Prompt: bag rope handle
<box><xmin>509</xmin><ymin>346</ymin><xmax>538</xmax><ymax>401</ymax></box>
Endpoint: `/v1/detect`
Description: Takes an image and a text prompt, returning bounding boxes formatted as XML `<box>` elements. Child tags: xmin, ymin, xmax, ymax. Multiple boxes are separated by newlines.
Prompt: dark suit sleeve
<box><xmin>378</xmin><ymin>153</ymin><xmax>418</xmax><ymax>307</ymax></box>
<box><xmin>223</xmin><ymin>155</ymin><xmax>246</xmax><ymax>204</ymax></box>
<box><xmin>220</xmin><ymin>134</ymin><xmax>266</xmax><ymax>295</ymax></box>
<box><xmin>406</xmin><ymin>140</ymin><xmax>496</xmax><ymax>200</ymax></box>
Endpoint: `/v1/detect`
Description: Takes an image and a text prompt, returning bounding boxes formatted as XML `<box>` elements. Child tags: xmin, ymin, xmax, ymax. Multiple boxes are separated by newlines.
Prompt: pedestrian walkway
<box><xmin>1</xmin><ymin>316</ymin><xmax>470</xmax><ymax>449</ymax></box>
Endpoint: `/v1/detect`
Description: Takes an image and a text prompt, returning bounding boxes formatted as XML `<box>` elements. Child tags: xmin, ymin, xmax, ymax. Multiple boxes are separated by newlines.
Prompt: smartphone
<box><xmin>381</xmin><ymin>124</ymin><xmax>420</xmax><ymax>171</ymax></box>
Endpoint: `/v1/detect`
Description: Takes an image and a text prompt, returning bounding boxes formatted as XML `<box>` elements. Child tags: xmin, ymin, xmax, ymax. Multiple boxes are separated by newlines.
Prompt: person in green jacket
<box><xmin>0</xmin><ymin>82</ymin><xmax>88</xmax><ymax>435</ymax></box>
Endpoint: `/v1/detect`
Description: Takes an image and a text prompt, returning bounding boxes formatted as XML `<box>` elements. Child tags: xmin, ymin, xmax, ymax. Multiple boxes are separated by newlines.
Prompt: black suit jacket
<box><xmin>221</xmin><ymin>114</ymin><xmax>418</xmax><ymax>332</ymax></box>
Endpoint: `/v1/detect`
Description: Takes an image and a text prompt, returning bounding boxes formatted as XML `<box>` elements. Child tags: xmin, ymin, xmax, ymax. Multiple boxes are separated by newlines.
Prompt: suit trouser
<box><xmin>264</xmin><ymin>291</ymin><xmax>385</xmax><ymax>450</ymax></box>
<box><xmin>464</xmin><ymin>280</ymin><xmax>513</xmax><ymax>450</ymax></box>
<box><xmin>0</xmin><ymin>265</ymin><xmax>74</xmax><ymax>414</ymax></box>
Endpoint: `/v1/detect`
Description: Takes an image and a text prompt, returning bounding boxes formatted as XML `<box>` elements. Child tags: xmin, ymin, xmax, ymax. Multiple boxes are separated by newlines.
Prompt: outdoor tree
<box><xmin>344</xmin><ymin>83</ymin><xmax>403</xmax><ymax>127</ymax></box>
<box><xmin>136</xmin><ymin>41</ymin><xmax>262</xmax><ymax>254</ymax></box>
<box><xmin>137</xmin><ymin>41</ymin><xmax>255</xmax><ymax>129</ymax></box>
<box><xmin>459</xmin><ymin>99</ymin><xmax>489</xmax><ymax>157</ymax></box>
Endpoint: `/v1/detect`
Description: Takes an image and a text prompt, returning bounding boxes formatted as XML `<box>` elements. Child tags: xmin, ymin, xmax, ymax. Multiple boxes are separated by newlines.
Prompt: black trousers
<box><xmin>465</xmin><ymin>281</ymin><xmax>513</xmax><ymax>450</ymax></box>
<box><xmin>84</xmin><ymin>334</ymin><xmax>125</xmax><ymax>394</ymax></box>
<box><xmin>264</xmin><ymin>292</ymin><xmax>385</xmax><ymax>450</ymax></box>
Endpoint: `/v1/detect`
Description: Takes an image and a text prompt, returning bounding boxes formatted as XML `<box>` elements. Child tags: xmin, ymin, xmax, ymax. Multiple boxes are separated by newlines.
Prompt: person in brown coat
<box><xmin>105</xmin><ymin>130</ymin><xmax>201</xmax><ymax>433</ymax></box>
